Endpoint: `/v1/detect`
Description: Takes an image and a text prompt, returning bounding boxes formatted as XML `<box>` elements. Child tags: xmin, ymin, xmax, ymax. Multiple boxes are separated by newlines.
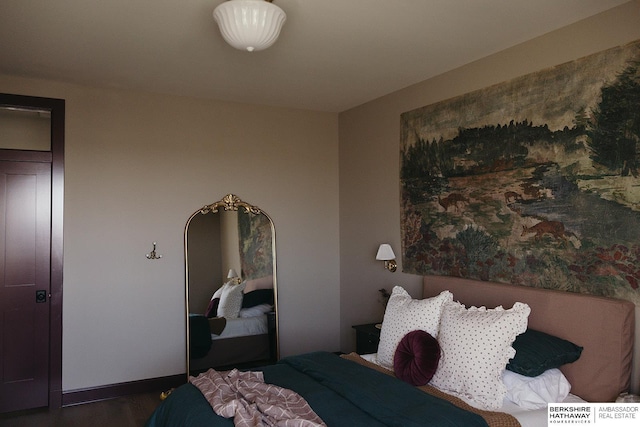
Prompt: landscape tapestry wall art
<box><xmin>238</xmin><ymin>211</ymin><xmax>273</xmax><ymax>281</ymax></box>
<box><xmin>400</xmin><ymin>40</ymin><xmax>640</xmax><ymax>304</ymax></box>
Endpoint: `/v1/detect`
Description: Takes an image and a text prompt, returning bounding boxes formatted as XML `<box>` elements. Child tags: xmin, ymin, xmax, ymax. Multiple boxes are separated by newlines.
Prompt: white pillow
<box><xmin>377</xmin><ymin>287</ymin><xmax>453</xmax><ymax>369</ymax></box>
<box><xmin>503</xmin><ymin>368</ymin><xmax>571</xmax><ymax>409</ymax></box>
<box><xmin>238</xmin><ymin>303</ymin><xmax>273</xmax><ymax>318</ymax></box>
<box><xmin>216</xmin><ymin>281</ymin><xmax>246</xmax><ymax>318</ymax></box>
<box><xmin>211</xmin><ymin>286</ymin><xmax>223</xmax><ymax>300</ymax></box>
<box><xmin>430</xmin><ymin>300</ymin><xmax>530</xmax><ymax>410</ymax></box>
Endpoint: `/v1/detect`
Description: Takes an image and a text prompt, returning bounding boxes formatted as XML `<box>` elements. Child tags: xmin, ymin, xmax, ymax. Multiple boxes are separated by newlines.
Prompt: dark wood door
<box><xmin>0</xmin><ymin>160</ymin><xmax>52</xmax><ymax>412</ymax></box>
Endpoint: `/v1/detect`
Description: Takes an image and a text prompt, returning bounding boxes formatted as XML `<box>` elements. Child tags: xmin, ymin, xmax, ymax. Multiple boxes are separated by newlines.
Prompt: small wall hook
<box><xmin>146</xmin><ymin>242</ymin><xmax>163</xmax><ymax>260</ymax></box>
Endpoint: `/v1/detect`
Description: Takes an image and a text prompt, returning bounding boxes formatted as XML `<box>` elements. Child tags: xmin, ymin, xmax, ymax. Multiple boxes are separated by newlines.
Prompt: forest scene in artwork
<box><xmin>238</xmin><ymin>211</ymin><xmax>273</xmax><ymax>280</ymax></box>
<box><xmin>400</xmin><ymin>40</ymin><xmax>640</xmax><ymax>304</ymax></box>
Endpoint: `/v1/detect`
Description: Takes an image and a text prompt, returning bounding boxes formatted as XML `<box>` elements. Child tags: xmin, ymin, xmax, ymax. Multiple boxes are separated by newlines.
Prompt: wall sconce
<box><xmin>145</xmin><ymin>242</ymin><xmax>163</xmax><ymax>260</ymax></box>
<box><xmin>376</xmin><ymin>244</ymin><xmax>397</xmax><ymax>272</ymax></box>
<box><xmin>227</xmin><ymin>268</ymin><xmax>242</xmax><ymax>284</ymax></box>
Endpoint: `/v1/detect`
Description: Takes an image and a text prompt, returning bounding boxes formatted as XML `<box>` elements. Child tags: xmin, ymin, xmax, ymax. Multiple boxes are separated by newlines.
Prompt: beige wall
<box><xmin>339</xmin><ymin>0</ymin><xmax>640</xmax><ymax>393</ymax></box>
<box><xmin>0</xmin><ymin>75</ymin><xmax>340</xmax><ymax>391</ymax></box>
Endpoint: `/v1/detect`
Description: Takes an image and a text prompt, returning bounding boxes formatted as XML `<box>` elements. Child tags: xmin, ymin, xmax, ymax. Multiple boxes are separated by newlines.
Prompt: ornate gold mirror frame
<box><xmin>184</xmin><ymin>194</ymin><xmax>278</xmax><ymax>376</ymax></box>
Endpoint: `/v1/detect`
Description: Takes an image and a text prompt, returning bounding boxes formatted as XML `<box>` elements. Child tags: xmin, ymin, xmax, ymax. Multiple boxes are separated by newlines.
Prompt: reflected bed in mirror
<box><xmin>185</xmin><ymin>194</ymin><xmax>278</xmax><ymax>376</ymax></box>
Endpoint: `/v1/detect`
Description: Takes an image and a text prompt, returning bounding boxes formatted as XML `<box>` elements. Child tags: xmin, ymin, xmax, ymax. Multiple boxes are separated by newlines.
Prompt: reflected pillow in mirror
<box><xmin>242</xmin><ymin>289</ymin><xmax>274</xmax><ymax>308</ymax></box>
<box><xmin>205</xmin><ymin>297</ymin><xmax>220</xmax><ymax>318</ymax></box>
<box><xmin>239</xmin><ymin>303</ymin><xmax>273</xmax><ymax>318</ymax></box>
<box><xmin>217</xmin><ymin>281</ymin><xmax>246</xmax><ymax>318</ymax></box>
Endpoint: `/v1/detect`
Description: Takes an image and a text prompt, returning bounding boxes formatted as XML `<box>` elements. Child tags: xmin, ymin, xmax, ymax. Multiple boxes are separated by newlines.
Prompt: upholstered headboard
<box><xmin>423</xmin><ymin>275</ymin><xmax>635</xmax><ymax>402</ymax></box>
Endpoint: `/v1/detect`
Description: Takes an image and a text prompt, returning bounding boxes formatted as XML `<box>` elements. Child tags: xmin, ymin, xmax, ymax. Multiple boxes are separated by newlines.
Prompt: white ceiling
<box><xmin>0</xmin><ymin>0</ymin><xmax>631</xmax><ymax>112</ymax></box>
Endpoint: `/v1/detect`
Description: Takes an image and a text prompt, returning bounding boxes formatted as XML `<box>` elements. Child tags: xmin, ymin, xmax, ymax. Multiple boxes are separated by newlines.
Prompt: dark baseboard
<box><xmin>62</xmin><ymin>373</ymin><xmax>186</xmax><ymax>407</ymax></box>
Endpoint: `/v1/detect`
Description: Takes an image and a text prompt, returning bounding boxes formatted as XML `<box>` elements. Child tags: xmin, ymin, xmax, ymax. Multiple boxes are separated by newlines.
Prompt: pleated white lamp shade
<box><xmin>213</xmin><ymin>0</ymin><xmax>287</xmax><ymax>52</ymax></box>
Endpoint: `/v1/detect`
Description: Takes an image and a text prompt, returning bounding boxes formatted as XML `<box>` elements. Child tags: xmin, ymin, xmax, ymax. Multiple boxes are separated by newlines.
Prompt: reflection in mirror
<box><xmin>185</xmin><ymin>194</ymin><xmax>278</xmax><ymax>376</ymax></box>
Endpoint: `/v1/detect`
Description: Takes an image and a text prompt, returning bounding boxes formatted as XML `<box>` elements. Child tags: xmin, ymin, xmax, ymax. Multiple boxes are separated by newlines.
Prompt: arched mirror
<box><xmin>185</xmin><ymin>194</ymin><xmax>278</xmax><ymax>376</ymax></box>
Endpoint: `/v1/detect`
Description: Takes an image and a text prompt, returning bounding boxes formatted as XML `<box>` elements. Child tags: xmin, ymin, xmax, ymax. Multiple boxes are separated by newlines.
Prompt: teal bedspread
<box><xmin>145</xmin><ymin>352</ymin><xmax>488</xmax><ymax>427</ymax></box>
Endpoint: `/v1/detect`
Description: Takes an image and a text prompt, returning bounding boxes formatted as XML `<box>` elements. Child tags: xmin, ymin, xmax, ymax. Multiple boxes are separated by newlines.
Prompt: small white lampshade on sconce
<box><xmin>376</xmin><ymin>244</ymin><xmax>397</xmax><ymax>272</ymax></box>
<box><xmin>227</xmin><ymin>268</ymin><xmax>241</xmax><ymax>284</ymax></box>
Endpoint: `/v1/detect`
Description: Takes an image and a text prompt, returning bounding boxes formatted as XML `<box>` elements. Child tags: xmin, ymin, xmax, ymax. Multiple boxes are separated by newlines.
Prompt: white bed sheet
<box><xmin>211</xmin><ymin>314</ymin><xmax>268</xmax><ymax>340</ymax></box>
<box><xmin>360</xmin><ymin>353</ymin><xmax>586</xmax><ymax>427</ymax></box>
<box><xmin>499</xmin><ymin>394</ymin><xmax>585</xmax><ymax>427</ymax></box>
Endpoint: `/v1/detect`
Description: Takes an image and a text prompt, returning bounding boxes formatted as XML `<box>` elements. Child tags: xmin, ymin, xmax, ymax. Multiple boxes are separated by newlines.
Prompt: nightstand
<box><xmin>352</xmin><ymin>323</ymin><xmax>381</xmax><ymax>355</ymax></box>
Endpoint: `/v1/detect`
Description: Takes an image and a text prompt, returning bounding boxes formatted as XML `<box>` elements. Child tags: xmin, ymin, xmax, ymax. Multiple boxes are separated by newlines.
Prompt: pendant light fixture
<box><xmin>213</xmin><ymin>0</ymin><xmax>287</xmax><ymax>52</ymax></box>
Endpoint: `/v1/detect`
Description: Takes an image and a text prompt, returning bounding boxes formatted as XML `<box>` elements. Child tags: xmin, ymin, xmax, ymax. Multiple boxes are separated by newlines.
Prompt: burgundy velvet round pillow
<box><xmin>393</xmin><ymin>330</ymin><xmax>441</xmax><ymax>386</ymax></box>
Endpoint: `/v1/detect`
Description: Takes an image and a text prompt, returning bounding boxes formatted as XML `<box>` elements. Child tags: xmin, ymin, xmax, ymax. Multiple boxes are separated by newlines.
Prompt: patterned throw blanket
<box><xmin>341</xmin><ymin>353</ymin><xmax>521</xmax><ymax>427</ymax></box>
<box><xmin>190</xmin><ymin>368</ymin><xmax>326</xmax><ymax>427</ymax></box>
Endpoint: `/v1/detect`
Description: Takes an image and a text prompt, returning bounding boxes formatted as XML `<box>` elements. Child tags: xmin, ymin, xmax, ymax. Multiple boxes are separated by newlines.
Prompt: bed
<box><xmin>421</xmin><ymin>275</ymin><xmax>635</xmax><ymax>404</ymax></box>
<box><xmin>189</xmin><ymin>285</ymin><xmax>276</xmax><ymax>372</ymax></box>
<box><xmin>189</xmin><ymin>313</ymin><xmax>275</xmax><ymax>371</ymax></box>
<box><xmin>149</xmin><ymin>276</ymin><xmax>635</xmax><ymax>427</ymax></box>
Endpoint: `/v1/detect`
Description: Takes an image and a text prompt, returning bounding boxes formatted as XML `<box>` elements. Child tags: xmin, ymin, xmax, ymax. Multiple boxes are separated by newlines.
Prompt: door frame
<box><xmin>0</xmin><ymin>93</ymin><xmax>64</xmax><ymax>409</ymax></box>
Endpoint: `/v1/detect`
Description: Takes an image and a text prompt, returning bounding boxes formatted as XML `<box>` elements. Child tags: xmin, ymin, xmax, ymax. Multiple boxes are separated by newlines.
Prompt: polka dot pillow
<box><xmin>377</xmin><ymin>287</ymin><xmax>452</xmax><ymax>369</ymax></box>
<box><xmin>430</xmin><ymin>300</ymin><xmax>530</xmax><ymax>410</ymax></box>
<box><xmin>216</xmin><ymin>281</ymin><xmax>246</xmax><ymax>318</ymax></box>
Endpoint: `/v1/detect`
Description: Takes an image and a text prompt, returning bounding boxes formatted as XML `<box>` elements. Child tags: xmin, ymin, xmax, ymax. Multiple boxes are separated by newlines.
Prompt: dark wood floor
<box><xmin>0</xmin><ymin>391</ymin><xmax>164</xmax><ymax>427</ymax></box>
